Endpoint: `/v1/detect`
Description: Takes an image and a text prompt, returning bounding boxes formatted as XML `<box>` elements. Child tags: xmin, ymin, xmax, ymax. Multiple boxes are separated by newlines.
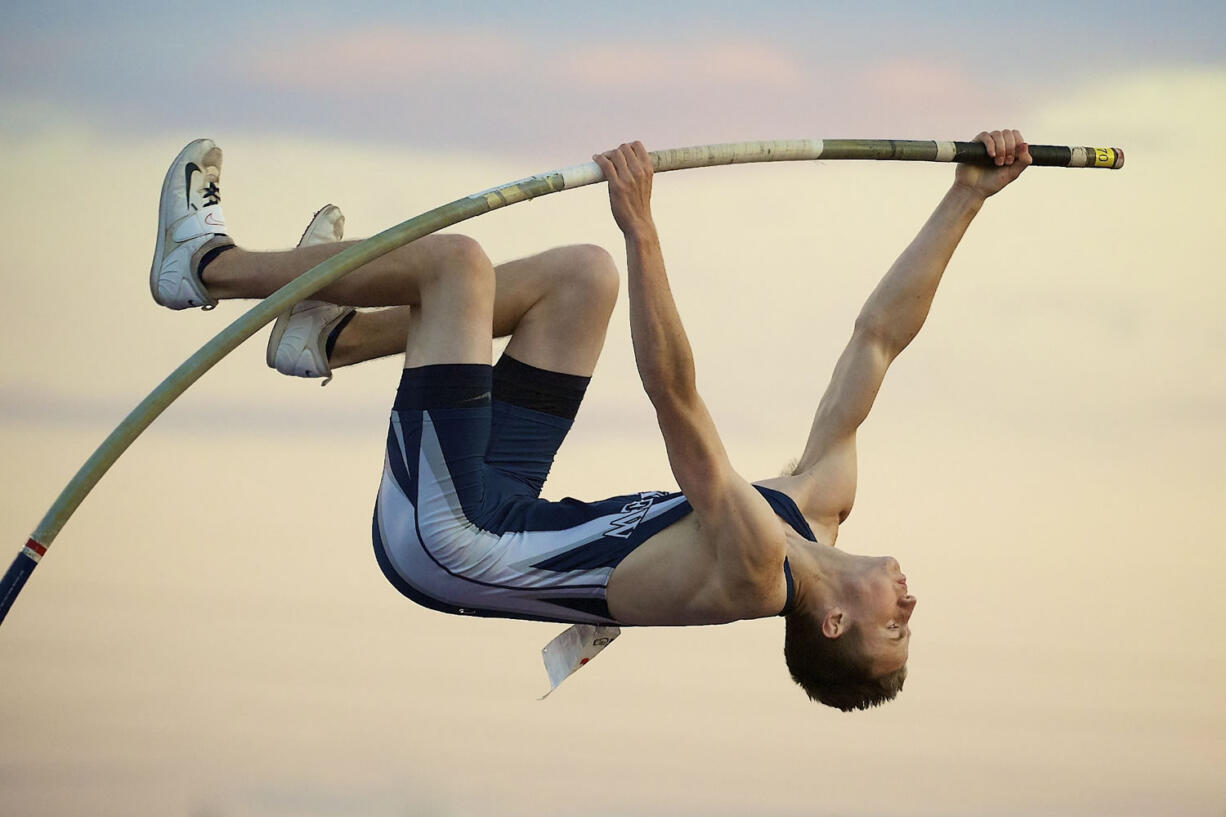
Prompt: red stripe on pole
<box><xmin>24</xmin><ymin>539</ymin><xmax>46</xmax><ymax>558</ymax></box>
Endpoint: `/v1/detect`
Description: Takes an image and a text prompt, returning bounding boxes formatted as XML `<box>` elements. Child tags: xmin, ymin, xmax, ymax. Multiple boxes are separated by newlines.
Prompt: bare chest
<box><xmin>605</xmin><ymin>513</ymin><xmax>791</xmax><ymax>626</ymax></box>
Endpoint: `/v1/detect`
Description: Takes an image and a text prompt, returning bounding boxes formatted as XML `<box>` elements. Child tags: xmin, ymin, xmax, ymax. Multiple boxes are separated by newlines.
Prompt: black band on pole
<box><xmin>0</xmin><ymin>551</ymin><xmax>39</xmax><ymax>624</ymax></box>
<box><xmin>953</xmin><ymin>141</ymin><xmax>1124</xmax><ymax>169</ymax></box>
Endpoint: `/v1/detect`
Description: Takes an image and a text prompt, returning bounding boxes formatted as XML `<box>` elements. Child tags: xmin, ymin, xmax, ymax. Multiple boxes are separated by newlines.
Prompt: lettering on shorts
<box><xmin>603</xmin><ymin>491</ymin><xmax>667</xmax><ymax>539</ymax></box>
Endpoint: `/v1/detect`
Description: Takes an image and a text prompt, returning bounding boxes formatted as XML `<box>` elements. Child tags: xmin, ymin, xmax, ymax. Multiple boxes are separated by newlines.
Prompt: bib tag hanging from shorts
<box><xmin>539</xmin><ymin>624</ymin><xmax>621</xmax><ymax>698</ymax></box>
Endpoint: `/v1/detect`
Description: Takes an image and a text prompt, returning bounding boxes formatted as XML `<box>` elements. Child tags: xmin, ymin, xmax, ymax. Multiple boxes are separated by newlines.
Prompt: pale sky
<box><xmin>1</xmin><ymin>2</ymin><xmax>1224</xmax><ymax>816</ymax></box>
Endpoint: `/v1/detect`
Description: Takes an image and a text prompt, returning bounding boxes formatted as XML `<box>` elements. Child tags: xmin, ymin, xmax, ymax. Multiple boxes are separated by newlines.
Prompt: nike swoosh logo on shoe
<box><xmin>204</xmin><ymin>211</ymin><xmax>225</xmax><ymax>227</ymax></box>
<box><xmin>184</xmin><ymin>162</ymin><xmax>201</xmax><ymax>212</ymax></box>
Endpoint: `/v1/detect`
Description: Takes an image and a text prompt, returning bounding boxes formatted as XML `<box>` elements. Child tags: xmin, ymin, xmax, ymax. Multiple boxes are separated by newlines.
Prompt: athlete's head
<box><xmin>783</xmin><ymin>555</ymin><xmax>915</xmax><ymax>711</ymax></box>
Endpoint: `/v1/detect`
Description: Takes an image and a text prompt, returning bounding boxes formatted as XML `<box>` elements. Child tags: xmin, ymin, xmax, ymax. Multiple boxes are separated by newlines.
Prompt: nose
<box><xmin>885</xmin><ymin>556</ymin><xmax>901</xmax><ymax>574</ymax></box>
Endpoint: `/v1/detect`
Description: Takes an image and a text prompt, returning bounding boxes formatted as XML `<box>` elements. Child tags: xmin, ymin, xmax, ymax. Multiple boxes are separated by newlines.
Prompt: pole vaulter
<box><xmin>0</xmin><ymin>137</ymin><xmax>1123</xmax><ymax>643</ymax></box>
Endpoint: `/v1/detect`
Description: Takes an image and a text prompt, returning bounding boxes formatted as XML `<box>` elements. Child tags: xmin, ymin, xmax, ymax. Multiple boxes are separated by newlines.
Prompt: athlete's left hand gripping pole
<box><xmin>0</xmin><ymin>137</ymin><xmax>1124</xmax><ymax>627</ymax></box>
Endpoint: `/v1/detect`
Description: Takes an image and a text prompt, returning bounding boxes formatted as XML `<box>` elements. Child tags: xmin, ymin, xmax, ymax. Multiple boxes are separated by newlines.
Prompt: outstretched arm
<box><xmin>787</xmin><ymin>130</ymin><xmax>1032</xmax><ymax>526</ymax></box>
<box><xmin>594</xmin><ymin>143</ymin><xmax>785</xmax><ymax>607</ymax></box>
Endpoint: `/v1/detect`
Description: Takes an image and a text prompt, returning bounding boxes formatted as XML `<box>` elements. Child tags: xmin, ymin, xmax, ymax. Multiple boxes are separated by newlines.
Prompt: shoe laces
<box><xmin>203</xmin><ymin>181</ymin><xmax>221</xmax><ymax>207</ymax></box>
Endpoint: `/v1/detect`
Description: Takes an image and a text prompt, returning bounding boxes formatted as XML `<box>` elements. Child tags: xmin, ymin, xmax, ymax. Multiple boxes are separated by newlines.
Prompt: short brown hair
<box><xmin>783</xmin><ymin>612</ymin><xmax>907</xmax><ymax>711</ymax></box>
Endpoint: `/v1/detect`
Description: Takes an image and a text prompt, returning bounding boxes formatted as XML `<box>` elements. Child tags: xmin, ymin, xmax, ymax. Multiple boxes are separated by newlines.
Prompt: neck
<box><xmin>786</xmin><ymin>537</ymin><xmax>871</xmax><ymax>613</ymax></box>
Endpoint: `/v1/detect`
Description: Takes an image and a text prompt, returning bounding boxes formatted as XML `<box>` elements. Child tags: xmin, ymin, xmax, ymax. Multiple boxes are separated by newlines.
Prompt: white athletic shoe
<box><xmin>265</xmin><ymin>205</ymin><xmax>355</xmax><ymax>384</ymax></box>
<box><xmin>150</xmin><ymin>138</ymin><xmax>234</xmax><ymax>310</ymax></box>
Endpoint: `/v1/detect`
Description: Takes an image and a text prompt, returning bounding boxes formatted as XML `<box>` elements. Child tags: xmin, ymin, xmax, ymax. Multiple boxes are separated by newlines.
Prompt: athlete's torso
<box><xmin>605</xmin><ymin>484</ymin><xmax>813</xmax><ymax>625</ymax></box>
<box><xmin>374</xmin><ymin>477</ymin><xmax>810</xmax><ymax>626</ymax></box>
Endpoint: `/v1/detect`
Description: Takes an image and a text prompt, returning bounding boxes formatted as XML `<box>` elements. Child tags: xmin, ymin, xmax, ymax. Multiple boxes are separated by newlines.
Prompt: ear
<box><xmin>821</xmin><ymin>608</ymin><xmax>846</xmax><ymax>639</ymax></box>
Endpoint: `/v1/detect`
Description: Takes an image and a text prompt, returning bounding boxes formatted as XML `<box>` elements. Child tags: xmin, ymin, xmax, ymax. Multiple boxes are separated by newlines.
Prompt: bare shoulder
<box><xmin>753</xmin><ymin>474</ymin><xmax>841</xmax><ymax>547</ymax></box>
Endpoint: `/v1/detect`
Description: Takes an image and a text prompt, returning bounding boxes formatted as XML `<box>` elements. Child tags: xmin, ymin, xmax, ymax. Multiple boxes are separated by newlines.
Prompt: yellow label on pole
<box><xmin>1093</xmin><ymin>148</ymin><xmax>1116</xmax><ymax>168</ymax></box>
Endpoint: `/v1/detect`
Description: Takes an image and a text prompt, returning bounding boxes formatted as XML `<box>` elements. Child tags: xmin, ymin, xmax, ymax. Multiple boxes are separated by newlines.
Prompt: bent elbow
<box><xmin>641</xmin><ymin>361</ymin><xmax>698</xmax><ymax>407</ymax></box>
<box><xmin>852</xmin><ymin>313</ymin><xmax>909</xmax><ymax>360</ymax></box>
<box><xmin>646</xmin><ymin>379</ymin><xmax>700</xmax><ymax>415</ymax></box>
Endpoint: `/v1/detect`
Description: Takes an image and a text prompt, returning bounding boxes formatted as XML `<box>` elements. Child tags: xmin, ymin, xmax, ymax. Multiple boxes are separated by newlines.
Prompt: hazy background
<box><xmin>2</xmin><ymin>2</ymin><xmax>1224</xmax><ymax>815</ymax></box>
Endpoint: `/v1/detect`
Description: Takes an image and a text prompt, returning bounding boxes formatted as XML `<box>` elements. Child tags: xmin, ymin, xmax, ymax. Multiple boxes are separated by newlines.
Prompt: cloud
<box><xmin>242</xmin><ymin>26</ymin><xmax>808</xmax><ymax>96</ymax></box>
<box><xmin>218</xmin><ymin>25</ymin><xmax>1033</xmax><ymax>154</ymax></box>
<box><xmin>858</xmin><ymin>58</ymin><xmax>984</xmax><ymax>117</ymax></box>
<box><xmin>246</xmin><ymin>27</ymin><xmax>518</xmax><ymax>91</ymax></box>
<box><xmin>538</xmin><ymin>40</ymin><xmax>807</xmax><ymax>90</ymax></box>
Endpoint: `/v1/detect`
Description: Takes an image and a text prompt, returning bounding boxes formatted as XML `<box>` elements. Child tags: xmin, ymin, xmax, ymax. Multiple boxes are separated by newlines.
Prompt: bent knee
<box><xmin>416</xmin><ymin>234</ymin><xmax>494</xmax><ymax>292</ymax></box>
<box><xmin>555</xmin><ymin>244</ymin><xmax>619</xmax><ymax>310</ymax></box>
<box><xmin>428</xmin><ymin>234</ymin><xmax>492</xmax><ymax>275</ymax></box>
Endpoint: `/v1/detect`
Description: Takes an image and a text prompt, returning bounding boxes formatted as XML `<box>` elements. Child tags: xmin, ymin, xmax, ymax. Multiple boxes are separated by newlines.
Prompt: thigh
<box><xmin>235</xmin><ymin>233</ymin><xmax>475</xmax><ymax>307</ymax></box>
<box><xmin>385</xmin><ymin>365</ymin><xmax>495</xmax><ymax>524</ymax></box>
<box><xmin>490</xmin><ymin>248</ymin><xmax>575</xmax><ymax>337</ymax></box>
<box><xmin>484</xmin><ymin>399</ymin><xmax>576</xmax><ymax>499</ymax></box>
<box><xmin>491</xmin><ymin>245</ymin><xmax>618</xmax><ymax>376</ymax></box>
<box><xmin>483</xmin><ymin>355</ymin><xmax>590</xmax><ymax>498</ymax></box>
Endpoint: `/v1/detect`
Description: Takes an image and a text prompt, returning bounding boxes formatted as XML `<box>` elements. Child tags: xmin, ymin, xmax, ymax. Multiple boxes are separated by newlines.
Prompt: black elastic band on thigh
<box><xmin>493</xmin><ymin>355</ymin><xmax>590</xmax><ymax>420</ymax></box>
<box><xmin>394</xmin><ymin>364</ymin><xmax>491</xmax><ymax>411</ymax></box>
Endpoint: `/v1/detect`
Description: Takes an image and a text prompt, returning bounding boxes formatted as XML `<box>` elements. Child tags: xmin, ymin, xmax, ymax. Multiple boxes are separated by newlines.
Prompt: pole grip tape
<box><xmin>954</xmin><ymin>142</ymin><xmax>1124</xmax><ymax>169</ymax></box>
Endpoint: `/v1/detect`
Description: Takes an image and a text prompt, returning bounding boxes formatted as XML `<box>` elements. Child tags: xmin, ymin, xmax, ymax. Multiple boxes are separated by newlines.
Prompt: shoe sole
<box><xmin>265</xmin><ymin>205</ymin><xmax>344</xmax><ymax>369</ymax></box>
<box><xmin>149</xmin><ymin>138</ymin><xmax>219</xmax><ymax>306</ymax></box>
<box><xmin>265</xmin><ymin>311</ymin><xmax>293</xmax><ymax>369</ymax></box>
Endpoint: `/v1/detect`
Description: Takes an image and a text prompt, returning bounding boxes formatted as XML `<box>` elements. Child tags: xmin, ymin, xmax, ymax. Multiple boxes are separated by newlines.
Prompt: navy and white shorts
<box><xmin>372</xmin><ymin>357</ymin><xmax>801</xmax><ymax>625</ymax></box>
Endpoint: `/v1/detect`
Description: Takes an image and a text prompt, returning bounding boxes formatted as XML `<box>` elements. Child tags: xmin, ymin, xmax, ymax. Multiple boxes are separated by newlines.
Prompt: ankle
<box><xmin>326</xmin><ymin>311</ymin><xmax>362</xmax><ymax>368</ymax></box>
<box><xmin>199</xmin><ymin>246</ymin><xmax>256</xmax><ymax>300</ymax></box>
<box><xmin>324</xmin><ymin>309</ymin><xmax>357</xmax><ymax>359</ymax></box>
<box><xmin>330</xmin><ymin>307</ymin><xmax>409</xmax><ymax>368</ymax></box>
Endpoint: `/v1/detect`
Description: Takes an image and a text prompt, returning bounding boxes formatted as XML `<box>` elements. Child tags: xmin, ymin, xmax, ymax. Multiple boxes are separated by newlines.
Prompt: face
<box><xmin>850</xmin><ymin>556</ymin><xmax>917</xmax><ymax>675</ymax></box>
